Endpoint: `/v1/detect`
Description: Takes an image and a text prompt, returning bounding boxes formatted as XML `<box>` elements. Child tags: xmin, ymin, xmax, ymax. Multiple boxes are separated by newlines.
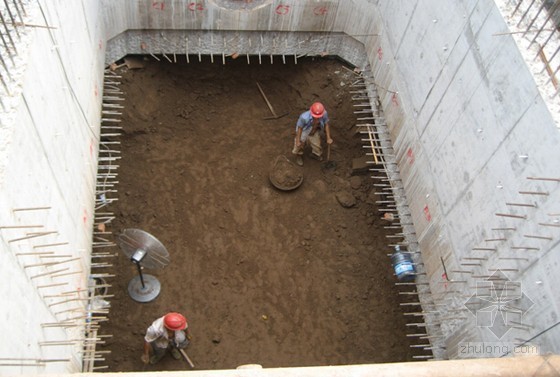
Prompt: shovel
<box><xmin>256</xmin><ymin>81</ymin><xmax>289</xmax><ymax>120</ymax></box>
<box><xmin>322</xmin><ymin>143</ymin><xmax>336</xmax><ymax>171</ymax></box>
<box><xmin>178</xmin><ymin>348</ymin><xmax>195</xmax><ymax>368</ymax></box>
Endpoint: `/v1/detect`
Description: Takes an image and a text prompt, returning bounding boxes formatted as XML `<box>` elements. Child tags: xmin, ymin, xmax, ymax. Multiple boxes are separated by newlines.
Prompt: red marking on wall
<box><xmin>406</xmin><ymin>147</ymin><xmax>415</xmax><ymax>165</ymax></box>
<box><xmin>83</xmin><ymin>209</ymin><xmax>88</xmax><ymax>225</ymax></box>
<box><xmin>391</xmin><ymin>92</ymin><xmax>399</xmax><ymax>107</ymax></box>
<box><xmin>313</xmin><ymin>6</ymin><xmax>328</xmax><ymax>15</ymax></box>
<box><xmin>152</xmin><ymin>1</ymin><xmax>165</xmax><ymax>10</ymax></box>
<box><xmin>94</xmin><ymin>83</ymin><xmax>98</xmax><ymax>97</ymax></box>
<box><xmin>89</xmin><ymin>138</ymin><xmax>94</xmax><ymax>158</ymax></box>
<box><xmin>377</xmin><ymin>47</ymin><xmax>383</xmax><ymax>61</ymax></box>
<box><xmin>442</xmin><ymin>272</ymin><xmax>448</xmax><ymax>289</ymax></box>
<box><xmin>98</xmin><ymin>40</ymin><xmax>103</xmax><ymax>50</ymax></box>
<box><xmin>275</xmin><ymin>4</ymin><xmax>290</xmax><ymax>15</ymax></box>
<box><xmin>423</xmin><ymin>205</ymin><xmax>432</xmax><ymax>222</ymax></box>
<box><xmin>140</xmin><ymin>42</ymin><xmax>147</xmax><ymax>50</ymax></box>
<box><xmin>188</xmin><ymin>2</ymin><xmax>204</xmax><ymax>11</ymax></box>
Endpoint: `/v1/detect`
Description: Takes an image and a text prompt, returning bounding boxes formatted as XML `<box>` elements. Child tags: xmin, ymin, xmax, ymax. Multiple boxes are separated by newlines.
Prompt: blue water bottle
<box><xmin>391</xmin><ymin>245</ymin><xmax>416</xmax><ymax>281</ymax></box>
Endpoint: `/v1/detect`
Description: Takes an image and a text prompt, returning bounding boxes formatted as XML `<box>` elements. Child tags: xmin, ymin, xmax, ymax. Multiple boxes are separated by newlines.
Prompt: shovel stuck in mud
<box><xmin>322</xmin><ymin>144</ymin><xmax>337</xmax><ymax>172</ymax></box>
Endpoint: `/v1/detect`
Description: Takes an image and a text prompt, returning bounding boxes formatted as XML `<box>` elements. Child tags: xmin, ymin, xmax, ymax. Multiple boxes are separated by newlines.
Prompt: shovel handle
<box><xmin>256</xmin><ymin>81</ymin><xmax>278</xmax><ymax>118</ymax></box>
<box><xmin>178</xmin><ymin>348</ymin><xmax>195</xmax><ymax>368</ymax></box>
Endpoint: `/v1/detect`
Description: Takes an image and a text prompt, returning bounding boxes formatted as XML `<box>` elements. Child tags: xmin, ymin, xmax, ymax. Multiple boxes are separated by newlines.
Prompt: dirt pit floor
<box><xmin>99</xmin><ymin>56</ymin><xmax>422</xmax><ymax>371</ymax></box>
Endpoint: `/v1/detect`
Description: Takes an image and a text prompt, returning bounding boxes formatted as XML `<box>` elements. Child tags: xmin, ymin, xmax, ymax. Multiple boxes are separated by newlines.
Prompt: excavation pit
<box><xmin>99</xmin><ymin>56</ymin><xmax>423</xmax><ymax>371</ymax></box>
<box><xmin>2</xmin><ymin>1</ymin><xmax>560</xmax><ymax>374</ymax></box>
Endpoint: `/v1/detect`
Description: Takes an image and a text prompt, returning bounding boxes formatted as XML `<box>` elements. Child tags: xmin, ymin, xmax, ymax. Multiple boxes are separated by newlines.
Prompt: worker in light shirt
<box><xmin>141</xmin><ymin>312</ymin><xmax>191</xmax><ymax>364</ymax></box>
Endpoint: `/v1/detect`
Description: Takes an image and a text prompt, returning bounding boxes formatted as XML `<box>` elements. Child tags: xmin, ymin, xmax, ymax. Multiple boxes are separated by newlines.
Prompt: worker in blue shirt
<box><xmin>292</xmin><ymin>102</ymin><xmax>333</xmax><ymax>166</ymax></box>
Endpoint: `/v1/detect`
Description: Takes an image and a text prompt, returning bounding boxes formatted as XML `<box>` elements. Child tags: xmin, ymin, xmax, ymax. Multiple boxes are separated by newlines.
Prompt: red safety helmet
<box><xmin>163</xmin><ymin>312</ymin><xmax>187</xmax><ymax>331</ymax></box>
<box><xmin>310</xmin><ymin>102</ymin><xmax>325</xmax><ymax>118</ymax></box>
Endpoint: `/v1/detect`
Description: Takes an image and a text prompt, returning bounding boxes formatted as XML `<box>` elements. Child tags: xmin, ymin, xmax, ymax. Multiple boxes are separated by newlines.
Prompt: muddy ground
<box><xmin>98</xmin><ymin>56</ymin><xmax>421</xmax><ymax>371</ymax></box>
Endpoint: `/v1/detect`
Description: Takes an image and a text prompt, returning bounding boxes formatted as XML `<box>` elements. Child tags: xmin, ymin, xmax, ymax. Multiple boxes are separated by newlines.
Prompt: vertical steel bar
<box><xmin>11</xmin><ymin>0</ymin><xmax>23</xmax><ymax>24</ymax></box>
<box><xmin>552</xmin><ymin>82</ymin><xmax>560</xmax><ymax>97</ymax></box>
<box><xmin>3</xmin><ymin>0</ymin><xmax>20</xmax><ymax>39</ymax></box>
<box><xmin>523</xmin><ymin>0</ymin><xmax>548</xmax><ymax>38</ymax></box>
<box><xmin>17</xmin><ymin>0</ymin><xmax>25</xmax><ymax>16</ymax></box>
<box><xmin>539</xmin><ymin>44</ymin><xmax>560</xmax><ymax>74</ymax></box>
<box><xmin>0</xmin><ymin>49</ymin><xmax>10</xmax><ymax>73</ymax></box>
<box><xmin>0</xmin><ymin>10</ymin><xmax>17</xmax><ymax>54</ymax></box>
<box><xmin>538</xmin><ymin>48</ymin><xmax>559</xmax><ymax>88</ymax></box>
<box><xmin>531</xmin><ymin>28</ymin><xmax>556</xmax><ymax>62</ymax></box>
<box><xmin>549</xmin><ymin>44</ymin><xmax>560</xmax><ymax>63</ymax></box>
<box><xmin>512</xmin><ymin>0</ymin><xmax>525</xmax><ymax>16</ymax></box>
<box><xmin>529</xmin><ymin>0</ymin><xmax>560</xmax><ymax>46</ymax></box>
<box><xmin>517</xmin><ymin>0</ymin><xmax>538</xmax><ymax>27</ymax></box>
<box><xmin>0</xmin><ymin>71</ymin><xmax>10</xmax><ymax>96</ymax></box>
<box><xmin>535</xmin><ymin>30</ymin><xmax>560</xmax><ymax>63</ymax></box>
<box><xmin>0</xmin><ymin>28</ymin><xmax>11</xmax><ymax>62</ymax></box>
<box><xmin>545</xmin><ymin>62</ymin><xmax>560</xmax><ymax>87</ymax></box>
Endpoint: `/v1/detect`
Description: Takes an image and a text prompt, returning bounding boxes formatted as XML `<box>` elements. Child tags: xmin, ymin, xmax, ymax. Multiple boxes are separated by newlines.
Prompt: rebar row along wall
<box><xmin>0</xmin><ymin>0</ymin><xmax>559</xmax><ymax>374</ymax></box>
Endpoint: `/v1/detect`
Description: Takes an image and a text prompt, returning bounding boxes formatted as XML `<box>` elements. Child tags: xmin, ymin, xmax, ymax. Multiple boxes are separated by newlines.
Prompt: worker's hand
<box><xmin>327</xmin><ymin>138</ymin><xmax>333</xmax><ymax>145</ymax></box>
<box><xmin>187</xmin><ymin>334</ymin><xmax>193</xmax><ymax>341</ymax></box>
<box><xmin>141</xmin><ymin>354</ymin><xmax>149</xmax><ymax>365</ymax></box>
<box><xmin>296</xmin><ymin>139</ymin><xmax>302</xmax><ymax>148</ymax></box>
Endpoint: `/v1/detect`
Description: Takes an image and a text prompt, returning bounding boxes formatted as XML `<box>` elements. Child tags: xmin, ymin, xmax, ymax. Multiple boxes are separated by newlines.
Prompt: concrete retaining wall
<box><xmin>371</xmin><ymin>0</ymin><xmax>560</xmax><ymax>357</ymax></box>
<box><xmin>0</xmin><ymin>0</ymin><xmax>105</xmax><ymax>374</ymax></box>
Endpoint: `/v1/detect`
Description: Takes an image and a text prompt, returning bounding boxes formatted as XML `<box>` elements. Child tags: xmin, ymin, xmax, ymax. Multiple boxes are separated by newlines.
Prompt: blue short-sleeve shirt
<box><xmin>296</xmin><ymin>110</ymin><xmax>329</xmax><ymax>141</ymax></box>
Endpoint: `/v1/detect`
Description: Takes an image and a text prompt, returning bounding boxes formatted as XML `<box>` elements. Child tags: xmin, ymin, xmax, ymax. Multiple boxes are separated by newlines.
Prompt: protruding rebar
<box><xmin>11</xmin><ymin>0</ymin><xmax>24</xmax><ymax>24</ymax></box>
<box><xmin>0</xmin><ymin>7</ymin><xmax>17</xmax><ymax>53</ymax></box>
<box><xmin>519</xmin><ymin>190</ymin><xmax>549</xmax><ymax>196</ymax></box>
<box><xmin>0</xmin><ymin>224</ymin><xmax>44</xmax><ymax>229</ymax></box>
<box><xmin>13</xmin><ymin>206</ymin><xmax>51</xmax><ymax>212</ymax></box>
<box><xmin>517</xmin><ymin>0</ymin><xmax>538</xmax><ymax>27</ymax></box>
<box><xmin>505</xmin><ymin>202</ymin><xmax>536</xmax><ymax>208</ymax></box>
<box><xmin>9</xmin><ymin>231</ymin><xmax>57</xmax><ymax>243</ymax></box>
<box><xmin>3</xmin><ymin>0</ymin><xmax>20</xmax><ymax>39</ymax></box>
<box><xmin>522</xmin><ymin>0</ymin><xmax>548</xmax><ymax>38</ymax></box>
<box><xmin>495</xmin><ymin>212</ymin><xmax>527</xmax><ymax>219</ymax></box>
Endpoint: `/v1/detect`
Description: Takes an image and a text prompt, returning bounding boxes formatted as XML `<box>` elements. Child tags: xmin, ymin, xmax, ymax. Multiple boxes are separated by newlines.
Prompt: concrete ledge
<box><xmin>35</xmin><ymin>355</ymin><xmax>560</xmax><ymax>377</ymax></box>
<box><xmin>105</xmin><ymin>30</ymin><xmax>368</xmax><ymax>69</ymax></box>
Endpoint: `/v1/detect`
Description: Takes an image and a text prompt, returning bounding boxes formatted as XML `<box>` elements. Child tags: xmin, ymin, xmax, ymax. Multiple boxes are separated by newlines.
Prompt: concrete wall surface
<box><xmin>371</xmin><ymin>0</ymin><xmax>560</xmax><ymax>357</ymax></box>
<box><xmin>0</xmin><ymin>0</ymin><xmax>105</xmax><ymax>374</ymax></box>
<box><xmin>102</xmin><ymin>0</ymin><xmax>376</xmax><ymax>66</ymax></box>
